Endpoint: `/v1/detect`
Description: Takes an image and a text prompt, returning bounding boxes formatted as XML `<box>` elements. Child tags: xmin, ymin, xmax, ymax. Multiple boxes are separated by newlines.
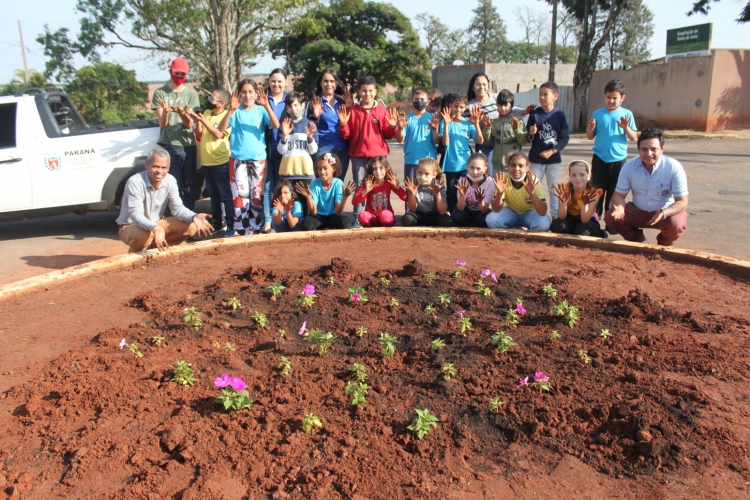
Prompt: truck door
<box><xmin>0</xmin><ymin>103</ymin><xmax>33</xmax><ymax>211</ymax></box>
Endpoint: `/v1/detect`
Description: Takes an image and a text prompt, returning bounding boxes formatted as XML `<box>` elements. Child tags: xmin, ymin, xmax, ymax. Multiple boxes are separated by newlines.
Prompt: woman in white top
<box><xmin>465</xmin><ymin>72</ymin><xmax>497</xmax><ymax>158</ymax></box>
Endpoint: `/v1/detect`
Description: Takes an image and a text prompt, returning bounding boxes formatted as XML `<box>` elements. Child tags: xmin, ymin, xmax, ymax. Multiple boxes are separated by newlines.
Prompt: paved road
<box><xmin>0</xmin><ymin>137</ymin><xmax>748</xmax><ymax>286</ymax></box>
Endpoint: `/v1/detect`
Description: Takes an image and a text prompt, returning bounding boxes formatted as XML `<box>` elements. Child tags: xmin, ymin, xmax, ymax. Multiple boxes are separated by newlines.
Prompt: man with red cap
<box><xmin>151</xmin><ymin>57</ymin><xmax>201</xmax><ymax>210</ymax></box>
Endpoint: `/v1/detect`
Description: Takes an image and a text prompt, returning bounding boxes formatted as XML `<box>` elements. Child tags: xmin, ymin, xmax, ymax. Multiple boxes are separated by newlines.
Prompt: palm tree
<box><xmin>11</xmin><ymin>69</ymin><xmax>56</xmax><ymax>89</ymax></box>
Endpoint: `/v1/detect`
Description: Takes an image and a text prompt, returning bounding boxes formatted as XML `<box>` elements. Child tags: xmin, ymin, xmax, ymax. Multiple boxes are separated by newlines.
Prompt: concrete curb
<box><xmin>1</xmin><ymin>227</ymin><xmax>748</xmax><ymax>301</ymax></box>
<box><xmin>569</xmin><ymin>132</ymin><xmax>740</xmax><ymax>140</ymax></box>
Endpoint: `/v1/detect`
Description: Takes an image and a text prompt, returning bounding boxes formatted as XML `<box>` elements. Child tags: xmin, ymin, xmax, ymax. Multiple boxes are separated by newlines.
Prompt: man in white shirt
<box><xmin>604</xmin><ymin>128</ymin><xmax>688</xmax><ymax>246</ymax></box>
<box><xmin>117</xmin><ymin>147</ymin><xmax>213</xmax><ymax>252</ymax></box>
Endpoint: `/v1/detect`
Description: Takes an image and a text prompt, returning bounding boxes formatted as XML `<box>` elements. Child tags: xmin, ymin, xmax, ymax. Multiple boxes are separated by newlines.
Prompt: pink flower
<box><xmin>351</xmin><ymin>293</ymin><xmax>361</xmax><ymax>302</ymax></box>
<box><xmin>491</xmin><ymin>273</ymin><xmax>498</xmax><ymax>283</ymax></box>
<box><xmin>456</xmin><ymin>260</ymin><xmax>466</xmax><ymax>267</ymax></box>
<box><xmin>453</xmin><ymin>309</ymin><xmax>466</xmax><ymax>316</ymax></box>
<box><xmin>214</xmin><ymin>373</ymin><xmax>232</xmax><ymax>388</ymax></box>
<box><xmin>518</xmin><ymin>376</ymin><xmax>529</xmax><ymax>388</ymax></box>
<box><xmin>534</xmin><ymin>371</ymin><xmax>549</xmax><ymax>383</ymax></box>
<box><xmin>302</xmin><ymin>284</ymin><xmax>316</xmax><ymax>296</ymax></box>
<box><xmin>119</xmin><ymin>338</ymin><xmax>127</xmax><ymax>350</ymax></box>
<box><xmin>298</xmin><ymin>321</ymin><xmax>308</xmax><ymax>336</ymax></box>
<box><xmin>481</xmin><ymin>269</ymin><xmax>491</xmax><ymax>278</ymax></box>
<box><xmin>515</xmin><ymin>303</ymin><xmax>526</xmax><ymax>315</ymax></box>
<box><xmin>230</xmin><ymin>377</ymin><xmax>246</xmax><ymax>392</ymax></box>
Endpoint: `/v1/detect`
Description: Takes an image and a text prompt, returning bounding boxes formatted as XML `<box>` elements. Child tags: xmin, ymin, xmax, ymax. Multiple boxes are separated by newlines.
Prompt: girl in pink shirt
<box><xmin>351</xmin><ymin>156</ymin><xmax>407</xmax><ymax>227</ymax></box>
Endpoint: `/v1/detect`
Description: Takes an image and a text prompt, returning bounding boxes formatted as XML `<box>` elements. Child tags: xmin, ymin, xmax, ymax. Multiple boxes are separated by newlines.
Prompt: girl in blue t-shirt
<box><xmin>296</xmin><ymin>153</ymin><xmax>356</xmax><ymax>231</ymax></box>
<box><xmin>271</xmin><ymin>180</ymin><xmax>304</xmax><ymax>232</ymax></box>
<box><xmin>219</xmin><ymin>78</ymin><xmax>280</xmax><ymax>235</ymax></box>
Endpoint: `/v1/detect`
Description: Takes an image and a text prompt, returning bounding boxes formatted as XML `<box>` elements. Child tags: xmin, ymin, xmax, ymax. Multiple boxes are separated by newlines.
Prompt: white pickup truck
<box><xmin>0</xmin><ymin>88</ymin><xmax>161</xmax><ymax>221</ymax></box>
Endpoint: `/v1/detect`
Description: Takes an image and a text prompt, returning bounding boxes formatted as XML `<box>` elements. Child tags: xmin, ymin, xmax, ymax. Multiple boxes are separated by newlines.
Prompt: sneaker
<box><xmin>224</xmin><ymin>228</ymin><xmax>236</xmax><ymax>237</ymax></box>
<box><xmin>211</xmin><ymin>220</ymin><xmax>228</xmax><ymax>235</ymax></box>
<box><xmin>350</xmin><ymin>218</ymin><xmax>363</xmax><ymax>229</ymax></box>
<box><xmin>601</xmin><ymin>230</ymin><xmax>609</xmax><ymax>239</ymax></box>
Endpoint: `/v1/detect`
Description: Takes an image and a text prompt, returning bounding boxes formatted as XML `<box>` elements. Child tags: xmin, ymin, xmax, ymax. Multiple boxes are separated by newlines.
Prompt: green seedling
<box><xmin>348</xmin><ymin>285</ymin><xmax>369</xmax><ymax>303</ymax></box>
<box><xmin>252</xmin><ymin>311</ymin><xmax>268</xmax><ymax>329</ymax></box>
<box><xmin>457</xmin><ymin>316</ymin><xmax>472</xmax><ymax>336</ymax></box>
<box><xmin>578</xmin><ymin>348</ymin><xmax>592</xmax><ymax>364</ymax></box>
<box><xmin>212</xmin><ymin>340</ymin><xmax>222</xmax><ymax>350</ymax></box>
<box><xmin>171</xmin><ymin>360</ymin><xmax>197</xmax><ymax>387</ymax></box>
<box><xmin>549</xmin><ymin>330</ymin><xmax>561</xmax><ymax>341</ymax></box>
<box><xmin>267</xmin><ymin>282</ymin><xmax>286</xmax><ymax>298</ymax></box>
<box><xmin>424</xmin><ymin>304</ymin><xmax>436</xmax><ymax>314</ymax></box>
<box><xmin>128</xmin><ymin>343</ymin><xmax>144</xmax><ymax>359</ymax></box>
<box><xmin>542</xmin><ymin>284</ymin><xmax>558</xmax><ymax>298</ymax></box>
<box><xmin>151</xmin><ymin>335</ymin><xmax>165</xmax><ymax>345</ymax></box>
<box><xmin>308</xmin><ymin>329</ymin><xmax>335</xmax><ymax>356</ymax></box>
<box><xmin>224</xmin><ymin>342</ymin><xmax>236</xmax><ymax>352</ymax></box>
<box><xmin>504</xmin><ymin>308</ymin><xmax>520</xmax><ymax>329</ymax></box>
<box><xmin>437</xmin><ymin>293</ymin><xmax>451</xmax><ymax>307</ymax></box>
<box><xmin>425</xmin><ymin>272</ymin><xmax>437</xmax><ymax>284</ymax></box>
<box><xmin>441</xmin><ymin>362</ymin><xmax>457</xmax><ymax>381</ymax></box>
<box><xmin>215</xmin><ymin>382</ymin><xmax>253</xmax><ymax>412</ymax></box>
<box><xmin>407</xmin><ymin>408</ymin><xmax>439</xmax><ymax>440</ymax></box>
<box><xmin>491</xmin><ymin>331</ymin><xmax>518</xmax><ymax>353</ymax></box>
<box><xmin>302</xmin><ymin>412</ymin><xmax>322</xmax><ymax>434</ymax></box>
<box><xmin>227</xmin><ymin>297</ymin><xmax>242</xmax><ymax>310</ymax></box>
<box><xmin>182</xmin><ymin>307</ymin><xmax>203</xmax><ymax>328</ymax></box>
<box><xmin>349</xmin><ymin>362</ymin><xmax>369</xmax><ymax>383</ymax></box>
<box><xmin>326</xmin><ymin>276</ymin><xmax>335</xmax><ymax>285</ymax></box>
<box><xmin>553</xmin><ymin>300</ymin><xmax>580</xmax><ymax>328</ymax></box>
<box><xmin>489</xmin><ymin>397</ymin><xmax>504</xmax><ymax>413</ymax></box>
<box><xmin>600</xmin><ymin>329</ymin><xmax>612</xmax><ymax>339</ymax></box>
<box><xmin>278</xmin><ymin>356</ymin><xmax>292</xmax><ymax>376</ymax></box>
<box><xmin>475</xmin><ymin>280</ymin><xmax>492</xmax><ymax>297</ymax></box>
<box><xmin>278</xmin><ymin>329</ymin><xmax>286</xmax><ymax>338</ymax></box>
<box><xmin>379</xmin><ymin>332</ymin><xmax>398</xmax><ymax>358</ymax></box>
<box><xmin>379</xmin><ymin>276</ymin><xmax>391</xmax><ymax>286</ymax></box>
<box><xmin>345</xmin><ymin>381</ymin><xmax>370</xmax><ymax>405</ymax></box>
<box><xmin>355</xmin><ymin>326</ymin><xmax>368</xmax><ymax>337</ymax></box>
<box><xmin>389</xmin><ymin>297</ymin><xmax>400</xmax><ymax>308</ymax></box>
<box><xmin>431</xmin><ymin>338</ymin><xmax>446</xmax><ymax>351</ymax></box>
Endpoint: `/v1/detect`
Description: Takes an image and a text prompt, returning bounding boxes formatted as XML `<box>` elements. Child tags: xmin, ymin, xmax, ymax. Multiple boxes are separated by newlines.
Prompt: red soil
<box><xmin>0</xmin><ymin>233</ymin><xmax>749</xmax><ymax>499</ymax></box>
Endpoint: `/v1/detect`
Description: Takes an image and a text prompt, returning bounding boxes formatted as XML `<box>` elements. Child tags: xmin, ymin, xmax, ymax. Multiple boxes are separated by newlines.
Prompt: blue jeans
<box><xmin>202</xmin><ymin>163</ymin><xmax>234</xmax><ymax>228</ymax></box>
<box><xmin>530</xmin><ymin>162</ymin><xmax>561</xmax><ymax>216</ymax></box>
<box><xmin>315</xmin><ymin>143</ymin><xmax>350</xmax><ymax>181</ymax></box>
<box><xmin>451</xmin><ymin>208</ymin><xmax>488</xmax><ymax>227</ymax></box>
<box><xmin>263</xmin><ymin>150</ymin><xmax>282</xmax><ymax>226</ymax></box>
<box><xmin>486</xmin><ymin>206</ymin><xmax>551</xmax><ymax>231</ymax></box>
<box><xmin>160</xmin><ymin>144</ymin><xmax>197</xmax><ymax>210</ymax></box>
<box><xmin>271</xmin><ymin>217</ymin><xmax>304</xmax><ymax>233</ymax></box>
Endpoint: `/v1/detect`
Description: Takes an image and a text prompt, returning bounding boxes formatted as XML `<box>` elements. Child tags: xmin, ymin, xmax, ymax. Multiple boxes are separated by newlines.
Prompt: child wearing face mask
<box><xmin>351</xmin><ymin>156</ymin><xmax>407</xmax><ymax>227</ymax></box>
<box><xmin>550</xmin><ymin>160</ymin><xmax>607</xmax><ymax>237</ymax></box>
<box><xmin>277</xmin><ymin>92</ymin><xmax>318</xmax><ymax>215</ymax></box>
<box><xmin>451</xmin><ymin>153</ymin><xmax>495</xmax><ymax>227</ymax></box>
<box><xmin>402</xmin><ymin>158</ymin><xmax>452</xmax><ymax>227</ymax></box>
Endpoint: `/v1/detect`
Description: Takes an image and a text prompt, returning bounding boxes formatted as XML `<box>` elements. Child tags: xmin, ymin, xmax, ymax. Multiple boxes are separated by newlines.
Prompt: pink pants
<box><xmin>358</xmin><ymin>210</ymin><xmax>395</xmax><ymax>228</ymax></box>
<box><xmin>604</xmin><ymin>202</ymin><xmax>687</xmax><ymax>246</ymax></box>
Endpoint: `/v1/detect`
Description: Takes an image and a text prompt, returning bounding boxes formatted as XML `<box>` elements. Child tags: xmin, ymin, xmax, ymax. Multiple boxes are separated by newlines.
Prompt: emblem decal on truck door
<box><xmin>45</xmin><ymin>157</ymin><xmax>61</xmax><ymax>171</ymax></box>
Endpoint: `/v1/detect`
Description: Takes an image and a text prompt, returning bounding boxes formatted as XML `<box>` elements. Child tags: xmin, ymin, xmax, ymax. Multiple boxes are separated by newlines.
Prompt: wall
<box><xmin>588</xmin><ymin>50</ymin><xmax>750</xmax><ymax>132</ymax></box>
<box><xmin>432</xmin><ymin>63</ymin><xmax>575</xmax><ymax>95</ymax></box>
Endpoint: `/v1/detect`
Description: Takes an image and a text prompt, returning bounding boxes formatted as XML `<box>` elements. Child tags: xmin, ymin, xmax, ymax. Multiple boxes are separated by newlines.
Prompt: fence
<box><xmin>513</xmin><ymin>86</ymin><xmax>576</xmax><ymax>127</ymax></box>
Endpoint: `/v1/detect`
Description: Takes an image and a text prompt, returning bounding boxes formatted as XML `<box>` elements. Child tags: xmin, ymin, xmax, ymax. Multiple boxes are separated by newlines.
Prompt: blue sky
<box><xmin>1</xmin><ymin>0</ymin><xmax>747</xmax><ymax>83</ymax></box>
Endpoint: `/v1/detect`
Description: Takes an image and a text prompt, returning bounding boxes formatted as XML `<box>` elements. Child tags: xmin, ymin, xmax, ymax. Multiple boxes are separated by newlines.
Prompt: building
<box><xmin>431</xmin><ymin>63</ymin><xmax>576</xmax><ymax>95</ymax></box>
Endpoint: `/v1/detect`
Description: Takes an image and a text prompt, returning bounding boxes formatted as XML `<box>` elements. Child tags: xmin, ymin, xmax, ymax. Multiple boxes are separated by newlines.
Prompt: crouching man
<box><xmin>117</xmin><ymin>147</ymin><xmax>213</xmax><ymax>253</ymax></box>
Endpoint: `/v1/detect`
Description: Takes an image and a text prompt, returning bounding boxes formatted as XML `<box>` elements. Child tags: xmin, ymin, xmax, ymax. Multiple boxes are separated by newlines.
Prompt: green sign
<box><xmin>666</xmin><ymin>23</ymin><xmax>712</xmax><ymax>60</ymax></box>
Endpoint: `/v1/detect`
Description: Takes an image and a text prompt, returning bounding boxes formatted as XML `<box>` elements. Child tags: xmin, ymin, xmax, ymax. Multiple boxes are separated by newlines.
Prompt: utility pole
<box><xmin>548</xmin><ymin>0</ymin><xmax>558</xmax><ymax>82</ymax></box>
<box><xmin>18</xmin><ymin>20</ymin><xmax>30</xmax><ymax>84</ymax></box>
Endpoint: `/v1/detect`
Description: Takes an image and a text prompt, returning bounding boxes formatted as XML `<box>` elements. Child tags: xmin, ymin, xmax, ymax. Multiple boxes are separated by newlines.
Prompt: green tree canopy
<box><xmin>689</xmin><ymin>0</ymin><xmax>750</xmax><ymax>23</ymax></box>
<box><xmin>601</xmin><ymin>0</ymin><xmax>654</xmax><ymax>70</ymax></box>
<box><xmin>466</xmin><ymin>0</ymin><xmax>508</xmax><ymax>63</ymax></box>
<box><xmin>415</xmin><ymin>13</ymin><xmax>470</xmax><ymax>66</ymax></box>
<box><xmin>271</xmin><ymin>0</ymin><xmax>431</xmax><ymax>94</ymax></box>
<box><xmin>66</xmin><ymin>62</ymin><xmax>149</xmax><ymax>125</ymax></box>
<box><xmin>1</xmin><ymin>69</ymin><xmax>56</xmax><ymax>96</ymax></box>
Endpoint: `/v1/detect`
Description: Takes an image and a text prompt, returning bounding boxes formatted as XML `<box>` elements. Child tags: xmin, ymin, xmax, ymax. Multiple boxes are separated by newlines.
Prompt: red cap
<box><xmin>170</xmin><ymin>57</ymin><xmax>189</xmax><ymax>73</ymax></box>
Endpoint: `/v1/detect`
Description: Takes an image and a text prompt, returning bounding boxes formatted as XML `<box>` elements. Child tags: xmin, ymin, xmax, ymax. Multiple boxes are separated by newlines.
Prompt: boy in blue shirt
<box><xmin>438</xmin><ymin>92</ymin><xmax>485</xmax><ymax>210</ymax></box>
<box><xmin>527</xmin><ymin>81</ymin><xmax>569</xmax><ymax>217</ymax></box>
<box><xmin>586</xmin><ymin>79</ymin><xmax>637</xmax><ymax>217</ymax></box>
<box><xmin>394</xmin><ymin>86</ymin><xmax>439</xmax><ymax>209</ymax></box>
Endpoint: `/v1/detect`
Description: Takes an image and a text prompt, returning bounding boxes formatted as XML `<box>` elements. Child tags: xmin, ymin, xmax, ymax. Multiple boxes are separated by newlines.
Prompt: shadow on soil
<box><xmin>21</xmin><ymin>255</ymin><xmax>110</xmax><ymax>270</ymax></box>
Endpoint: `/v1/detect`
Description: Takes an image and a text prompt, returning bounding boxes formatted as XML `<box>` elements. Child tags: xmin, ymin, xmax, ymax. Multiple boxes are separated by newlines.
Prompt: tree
<box><xmin>415</xmin><ymin>13</ymin><xmax>471</xmax><ymax>65</ymax></box>
<box><xmin>466</xmin><ymin>0</ymin><xmax>508</xmax><ymax>64</ymax></box>
<box><xmin>36</xmin><ymin>0</ymin><xmax>312</xmax><ymax>91</ymax></box>
<box><xmin>66</xmin><ymin>62</ymin><xmax>149</xmax><ymax>125</ymax></box>
<box><xmin>689</xmin><ymin>0</ymin><xmax>750</xmax><ymax>23</ymax></box>
<box><xmin>553</xmin><ymin>0</ymin><xmax>628</xmax><ymax>131</ymax></box>
<box><xmin>601</xmin><ymin>0</ymin><xmax>654</xmax><ymax>70</ymax></box>
<box><xmin>1</xmin><ymin>69</ymin><xmax>56</xmax><ymax>96</ymax></box>
<box><xmin>270</xmin><ymin>0</ymin><xmax>431</xmax><ymax>93</ymax></box>
<box><xmin>515</xmin><ymin>6</ymin><xmax>550</xmax><ymax>46</ymax></box>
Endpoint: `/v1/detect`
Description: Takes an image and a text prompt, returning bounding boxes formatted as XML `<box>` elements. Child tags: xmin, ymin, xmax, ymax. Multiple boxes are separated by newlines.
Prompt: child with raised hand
<box><xmin>394</xmin><ymin>86</ymin><xmax>439</xmax><ymax>193</ymax></box>
<box><xmin>351</xmin><ymin>156</ymin><xmax>407</xmax><ymax>228</ymax></box>
<box><xmin>480</xmin><ymin>89</ymin><xmax>528</xmax><ymax>174</ymax></box>
<box><xmin>277</xmin><ymin>92</ymin><xmax>317</xmax><ymax>205</ymax></box>
<box><xmin>526</xmin><ymin>81</ymin><xmax>569</xmax><ymax>218</ymax></box>
<box><xmin>271</xmin><ymin>180</ymin><xmax>304</xmax><ymax>232</ymax></box>
<box><xmin>439</xmin><ymin>92</ymin><xmax>485</xmax><ymax>211</ymax></box>
<box><xmin>485</xmin><ymin>152</ymin><xmax>550</xmax><ymax>232</ymax></box>
<box><xmin>296</xmin><ymin>153</ymin><xmax>355</xmax><ymax>231</ymax></box>
<box><xmin>402</xmin><ymin>158</ymin><xmax>452</xmax><ymax>227</ymax></box>
<box><xmin>550</xmin><ymin>160</ymin><xmax>606</xmax><ymax>238</ymax></box>
<box><xmin>451</xmin><ymin>152</ymin><xmax>494</xmax><ymax>228</ymax></box>
<box><xmin>219</xmin><ymin>78</ymin><xmax>280</xmax><ymax>235</ymax></box>
<box><xmin>586</xmin><ymin>79</ymin><xmax>637</xmax><ymax>218</ymax></box>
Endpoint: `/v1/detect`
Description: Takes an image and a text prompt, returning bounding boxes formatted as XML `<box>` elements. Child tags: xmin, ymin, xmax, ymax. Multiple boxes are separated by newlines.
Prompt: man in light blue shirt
<box><xmin>605</xmin><ymin>129</ymin><xmax>688</xmax><ymax>246</ymax></box>
<box><xmin>117</xmin><ymin>147</ymin><xmax>213</xmax><ymax>252</ymax></box>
